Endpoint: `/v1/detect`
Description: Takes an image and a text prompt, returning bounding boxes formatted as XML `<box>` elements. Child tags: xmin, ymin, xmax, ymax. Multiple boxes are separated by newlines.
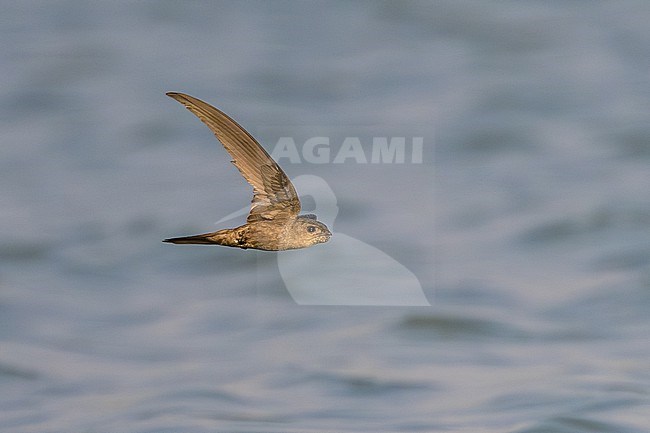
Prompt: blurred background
<box><xmin>1</xmin><ymin>1</ymin><xmax>649</xmax><ymax>432</ymax></box>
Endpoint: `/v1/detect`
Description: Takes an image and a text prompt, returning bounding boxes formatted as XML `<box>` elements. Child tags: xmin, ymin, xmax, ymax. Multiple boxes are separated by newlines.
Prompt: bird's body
<box><xmin>165</xmin><ymin>216</ymin><xmax>330</xmax><ymax>251</ymax></box>
<box><xmin>163</xmin><ymin>93</ymin><xmax>331</xmax><ymax>251</ymax></box>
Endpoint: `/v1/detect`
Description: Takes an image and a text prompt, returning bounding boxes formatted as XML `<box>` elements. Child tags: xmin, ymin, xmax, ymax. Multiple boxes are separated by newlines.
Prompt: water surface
<box><xmin>1</xmin><ymin>2</ymin><xmax>650</xmax><ymax>432</ymax></box>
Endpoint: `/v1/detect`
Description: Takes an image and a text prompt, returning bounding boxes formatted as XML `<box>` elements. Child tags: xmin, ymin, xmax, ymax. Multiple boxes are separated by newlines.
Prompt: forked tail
<box><xmin>163</xmin><ymin>228</ymin><xmax>242</xmax><ymax>247</ymax></box>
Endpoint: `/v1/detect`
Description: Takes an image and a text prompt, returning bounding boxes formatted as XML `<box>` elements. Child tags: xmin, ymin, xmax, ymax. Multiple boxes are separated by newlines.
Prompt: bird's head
<box><xmin>291</xmin><ymin>215</ymin><xmax>332</xmax><ymax>247</ymax></box>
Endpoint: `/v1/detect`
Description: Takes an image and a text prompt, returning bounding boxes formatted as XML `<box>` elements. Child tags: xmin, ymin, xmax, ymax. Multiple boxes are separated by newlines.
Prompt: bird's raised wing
<box><xmin>167</xmin><ymin>92</ymin><xmax>300</xmax><ymax>222</ymax></box>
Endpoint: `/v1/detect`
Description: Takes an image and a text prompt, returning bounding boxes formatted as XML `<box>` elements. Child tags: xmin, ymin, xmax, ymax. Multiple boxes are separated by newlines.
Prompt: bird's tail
<box><xmin>163</xmin><ymin>228</ymin><xmax>241</xmax><ymax>247</ymax></box>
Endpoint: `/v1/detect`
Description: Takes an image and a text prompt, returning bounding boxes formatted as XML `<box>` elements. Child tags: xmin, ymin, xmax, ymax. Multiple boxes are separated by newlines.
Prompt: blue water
<box><xmin>2</xmin><ymin>1</ymin><xmax>650</xmax><ymax>432</ymax></box>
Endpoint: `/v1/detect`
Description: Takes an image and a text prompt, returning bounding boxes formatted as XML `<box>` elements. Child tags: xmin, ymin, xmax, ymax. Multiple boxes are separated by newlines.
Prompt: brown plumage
<box><xmin>163</xmin><ymin>92</ymin><xmax>331</xmax><ymax>251</ymax></box>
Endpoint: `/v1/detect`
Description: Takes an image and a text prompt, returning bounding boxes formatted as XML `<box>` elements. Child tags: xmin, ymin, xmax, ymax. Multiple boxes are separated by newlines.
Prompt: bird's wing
<box><xmin>167</xmin><ymin>92</ymin><xmax>300</xmax><ymax>222</ymax></box>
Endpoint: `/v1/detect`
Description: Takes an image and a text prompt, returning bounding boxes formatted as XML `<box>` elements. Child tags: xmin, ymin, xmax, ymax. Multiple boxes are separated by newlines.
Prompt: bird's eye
<box><xmin>306</xmin><ymin>226</ymin><xmax>316</xmax><ymax>233</ymax></box>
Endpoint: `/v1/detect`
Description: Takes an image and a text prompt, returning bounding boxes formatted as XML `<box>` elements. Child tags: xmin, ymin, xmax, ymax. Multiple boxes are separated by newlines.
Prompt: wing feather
<box><xmin>167</xmin><ymin>92</ymin><xmax>300</xmax><ymax>222</ymax></box>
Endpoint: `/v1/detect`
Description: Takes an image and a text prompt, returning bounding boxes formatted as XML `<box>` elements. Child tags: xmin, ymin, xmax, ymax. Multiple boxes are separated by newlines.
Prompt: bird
<box><xmin>163</xmin><ymin>92</ymin><xmax>331</xmax><ymax>251</ymax></box>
